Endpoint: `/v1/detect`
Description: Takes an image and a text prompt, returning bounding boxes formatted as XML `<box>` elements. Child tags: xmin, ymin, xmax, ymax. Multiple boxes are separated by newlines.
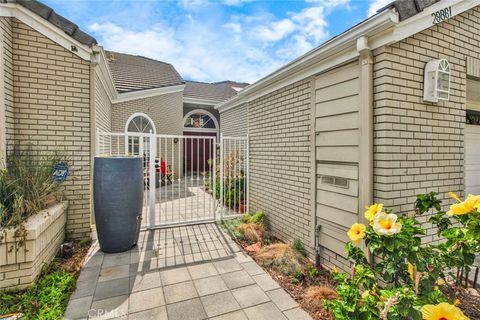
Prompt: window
<box><xmin>467</xmin><ymin>110</ymin><xmax>480</xmax><ymax>126</ymax></box>
<box><xmin>184</xmin><ymin>113</ymin><xmax>216</xmax><ymax>129</ymax></box>
<box><xmin>125</xmin><ymin>113</ymin><xmax>155</xmax><ymax>155</ymax></box>
<box><xmin>127</xmin><ymin>115</ymin><xmax>155</xmax><ymax>133</ymax></box>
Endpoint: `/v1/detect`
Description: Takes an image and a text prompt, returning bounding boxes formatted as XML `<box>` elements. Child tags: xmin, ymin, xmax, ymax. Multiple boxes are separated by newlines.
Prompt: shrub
<box><xmin>324</xmin><ymin>193</ymin><xmax>476</xmax><ymax>320</ymax></box>
<box><xmin>302</xmin><ymin>285</ymin><xmax>338</xmax><ymax>314</ymax></box>
<box><xmin>241</xmin><ymin>211</ymin><xmax>265</xmax><ymax>224</ymax></box>
<box><xmin>219</xmin><ymin>218</ymin><xmax>244</xmax><ymax>240</ymax></box>
<box><xmin>0</xmin><ymin>146</ymin><xmax>62</xmax><ymax>230</ymax></box>
<box><xmin>308</xmin><ymin>265</ymin><xmax>320</xmax><ymax>278</ymax></box>
<box><xmin>237</xmin><ymin>223</ymin><xmax>265</xmax><ymax>243</ymax></box>
<box><xmin>292</xmin><ymin>239</ymin><xmax>307</xmax><ymax>257</ymax></box>
<box><xmin>254</xmin><ymin>243</ymin><xmax>304</xmax><ymax>276</ymax></box>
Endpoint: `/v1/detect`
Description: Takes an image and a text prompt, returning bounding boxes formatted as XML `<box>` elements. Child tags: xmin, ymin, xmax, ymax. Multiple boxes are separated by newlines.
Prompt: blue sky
<box><xmin>42</xmin><ymin>0</ymin><xmax>389</xmax><ymax>83</ymax></box>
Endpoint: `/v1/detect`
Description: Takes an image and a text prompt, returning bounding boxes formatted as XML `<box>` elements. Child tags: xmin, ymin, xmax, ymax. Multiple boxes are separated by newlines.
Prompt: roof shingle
<box><xmin>184</xmin><ymin>81</ymin><xmax>248</xmax><ymax>102</ymax></box>
<box><xmin>378</xmin><ymin>0</ymin><xmax>439</xmax><ymax>21</ymax></box>
<box><xmin>3</xmin><ymin>0</ymin><xmax>97</xmax><ymax>47</ymax></box>
<box><xmin>105</xmin><ymin>51</ymin><xmax>184</xmax><ymax>94</ymax></box>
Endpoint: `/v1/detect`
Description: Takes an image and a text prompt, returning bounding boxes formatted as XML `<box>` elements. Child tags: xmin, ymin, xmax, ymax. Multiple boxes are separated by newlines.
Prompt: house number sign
<box><xmin>432</xmin><ymin>6</ymin><xmax>452</xmax><ymax>24</ymax></box>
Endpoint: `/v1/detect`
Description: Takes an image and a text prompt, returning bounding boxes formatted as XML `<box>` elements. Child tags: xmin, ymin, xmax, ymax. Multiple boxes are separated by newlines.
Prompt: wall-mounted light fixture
<box><xmin>423</xmin><ymin>59</ymin><xmax>451</xmax><ymax>103</ymax></box>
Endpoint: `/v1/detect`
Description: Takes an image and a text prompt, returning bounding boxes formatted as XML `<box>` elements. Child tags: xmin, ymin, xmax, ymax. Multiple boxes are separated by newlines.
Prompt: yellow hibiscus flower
<box><xmin>408</xmin><ymin>263</ymin><xmax>415</xmax><ymax>281</ymax></box>
<box><xmin>347</xmin><ymin>223</ymin><xmax>366</xmax><ymax>244</ymax></box>
<box><xmin>447</xmin><ymin>193</ymin><xmax>480</xmax><ymax>216</ymax></box>
<box><xmin>364</xmin><ymin>203</ymin><xmax>383</xmax><ymax>224</ymax></box>
<box><xmin>421</xmin><ymin>302</ymin><xmax>469</xmax><ymax>320</ymax></box>
<box><xmin>361</xmin><ymin>291</ymin><xmax>370</xmax><ymax>299</ymax></box>
<box><xmin>373</xmin><ymin>212</ymin><xmax>402</xmax><ymax>236</ymax></box>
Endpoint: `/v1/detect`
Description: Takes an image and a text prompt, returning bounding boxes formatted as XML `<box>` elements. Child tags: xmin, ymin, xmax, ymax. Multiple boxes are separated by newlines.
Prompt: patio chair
<box><xmin>156</xmin><ymin>158</ymin><xmax>175</xmax><ymax>185</ymax></box>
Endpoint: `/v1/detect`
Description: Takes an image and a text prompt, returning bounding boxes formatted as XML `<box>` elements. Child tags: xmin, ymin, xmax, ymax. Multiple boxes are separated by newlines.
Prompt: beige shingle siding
<box><xmin>94</xmin><ymin>73</ymin><xmax>111</xmax><ymax>132</ymax></box>
<box><xmin>10</xmin><ymin>19</ymin><xmax>91</xmax><ymax>239</ymax></box>
<box><xmin>1</xmin><ymin>17</ymin><xmax>14</xmax><ymax>145</ymax></box>
<box><xmin>112</xmin><ymin>91</ymin><xmax>183</xmax><ymax>135</ymax></box>
<box><xmin>220</xmin><ymin>103</ymin><xmax>248</xmax><ymax>136</ymax></box>
<box><xmin>249</xmin><ymin>79</ymin><xmax>313</xmax><ymax>253</ymax></box>
<box><xmin>314</xmin><ymin>62</ymin><xmax>360</xmax><ymax>271</ymax></box>
<box><xmin>373</xmin><ymin>7</ymin><xmax>480</xmax><ymax>243</ymax></box>
<box><xmin>112</xmin><ymin>92</ymin><xmax>184</xmax><ymax>173</ymax></box>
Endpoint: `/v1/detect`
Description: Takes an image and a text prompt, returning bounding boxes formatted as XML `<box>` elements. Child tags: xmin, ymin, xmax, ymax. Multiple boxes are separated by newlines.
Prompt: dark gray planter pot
<box><xmin>94</xmin><ymin>156</ymin><xmax>143</xmax><ymax>253</ymax></box>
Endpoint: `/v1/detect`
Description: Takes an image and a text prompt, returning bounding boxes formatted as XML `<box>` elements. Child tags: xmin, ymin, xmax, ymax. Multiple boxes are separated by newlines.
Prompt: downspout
<box><xmin>0</xmin><ymin>24</ymin><xmax>5</xmax><ymax>169</ymax></box>
<box><xmin>89</xmin><ymin>46</ymin><xmax>101</xmax><ymax>229</ymax></box>
<box><xmin>357</xmin><ymin>36</ymin><xmax>374</xmax><ymax>261</ymax></box>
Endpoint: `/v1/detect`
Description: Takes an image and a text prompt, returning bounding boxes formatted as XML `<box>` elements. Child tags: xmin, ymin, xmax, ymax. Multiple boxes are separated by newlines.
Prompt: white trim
<box><xmin>0</xmin><ymin>3</ymin><xmax>93</xmax><ymax>61</ymax></box>
<box><xmin>183</xmin><ymin>128</ymin><xmax>218</xmax><ymax>133</ymax></box>
<box><xmin>93</xmin><ymin>47</ymin><xmax>117</xmax><ymax>102</ymax></box>
<box><xmin>183</xmin><ymin>109</ymin><xmax>219</xmax><ymax>130</ymax></box>
<box><xmin>125</xmin><ymin>112</ymin><xmax>157</xmax><ymax>134</ymax></box>
<box><xmin>183</xmin><ymin>96</ymin><xmax>223</xmax><ymax>106</ymax></box>
<box><xmin>216</xmin><ymin>0</ymin><xmax>479</xmax><ymax>113</ymax></box>
<box><xmin>115</xmin><ymin>84</ymin><xmax>185</xmax><ymax>104</ymax></box>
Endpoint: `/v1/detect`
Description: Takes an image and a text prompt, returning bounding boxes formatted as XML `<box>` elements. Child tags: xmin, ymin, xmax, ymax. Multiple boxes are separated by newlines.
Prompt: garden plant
<box><xmin>324</xmin><ymin>192</ymin><xmax>479</xmax><ymax>320</ymax></box>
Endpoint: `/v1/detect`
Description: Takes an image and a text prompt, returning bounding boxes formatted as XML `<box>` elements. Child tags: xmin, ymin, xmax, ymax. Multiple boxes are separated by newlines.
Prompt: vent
<box><xmin>321</xmin><ymin>175</ymin><xmax>349</xmax><ymax>189</ymax></box>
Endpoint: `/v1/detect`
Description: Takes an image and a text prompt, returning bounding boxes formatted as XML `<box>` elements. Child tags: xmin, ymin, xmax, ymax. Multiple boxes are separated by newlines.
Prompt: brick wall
<box><xmin>220</xmin><ymin>103</ymin><xmax>248</xmax><ymax>136</ymax></box>
<box><xmin>248</xmin><ymin>79</ymin><xmax>313</xmax><ymax>253</ymax></box>
<box><xmin>94</xmin><ymin>73</ymin><xmax>111</xmax><ymax>132</ymax></box>
<box><xmin>112</xmin><ymin>92</ymin><xmax>183</xmax><ymax>135</ymax></box>
<box><xmin>10</xmin><ymin>19</ymin><xmax>91</xmax><ymax>239</ymax></box>
<box><xmin>373</xmin><ymin>7</ymin><xmax>480</xmax><ymax>243</ymax></box>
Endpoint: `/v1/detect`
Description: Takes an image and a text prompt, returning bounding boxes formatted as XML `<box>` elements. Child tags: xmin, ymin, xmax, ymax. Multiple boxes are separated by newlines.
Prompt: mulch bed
<box><xmin>236</xmin><ymin>238</ymin><xmax>335</xmax><ymax>320</ymax></box>
<box><xmin>442</xmin><ymin>284</ymin><xmax>480</xmax><ymax>319</ymax></box>
<box><xmin>58</xmin><ymin>240</ymin><xmax>91</xmax><ymax>274</ymax></box>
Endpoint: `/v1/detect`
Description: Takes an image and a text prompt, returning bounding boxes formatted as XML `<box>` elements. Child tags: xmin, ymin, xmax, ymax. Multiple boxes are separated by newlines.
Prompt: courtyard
<box><xmin>65</xmin><ymin>224</ymin><xmax>311</xmax><ymax>320</ymax></box>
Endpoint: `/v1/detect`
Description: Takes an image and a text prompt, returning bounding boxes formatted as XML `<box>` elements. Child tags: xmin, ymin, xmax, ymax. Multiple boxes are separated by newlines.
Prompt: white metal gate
<box><xmin>96</xmin><ymin>130</ymin><xmax>248</xmax><ymax>229</ymax></box>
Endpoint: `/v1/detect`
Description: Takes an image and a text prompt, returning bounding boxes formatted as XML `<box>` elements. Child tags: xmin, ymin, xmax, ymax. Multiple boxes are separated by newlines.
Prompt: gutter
<box><xmin>216</xmin><ymin>8</ymin><xmax>398</xmax><ymax>112</ymax></box>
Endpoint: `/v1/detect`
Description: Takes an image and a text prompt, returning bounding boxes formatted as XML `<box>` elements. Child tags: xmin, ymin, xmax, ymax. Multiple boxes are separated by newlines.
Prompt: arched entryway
<box><xmin>183</xmin><ymin>110</ymin><xmax>218</xmax><ymax>174</ymax></box>
<box><xmin>125</xmin><ymin>112</ymin><xmax>156</xmax><ymax>155</ymax></box>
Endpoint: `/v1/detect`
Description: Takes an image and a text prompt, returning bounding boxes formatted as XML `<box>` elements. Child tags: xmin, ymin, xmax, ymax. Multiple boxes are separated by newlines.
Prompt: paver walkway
<box><xmin>65</xmin><ymin>223</ymin><xmax>312</xmax><ymax>320</ymax></box>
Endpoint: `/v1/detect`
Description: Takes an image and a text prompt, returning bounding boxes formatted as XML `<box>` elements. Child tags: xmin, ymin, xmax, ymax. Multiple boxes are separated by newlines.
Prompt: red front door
<box><xmin>183</xmin><ymin>131</ymin><xmax>217</xmax><ymax>174</ymax></box>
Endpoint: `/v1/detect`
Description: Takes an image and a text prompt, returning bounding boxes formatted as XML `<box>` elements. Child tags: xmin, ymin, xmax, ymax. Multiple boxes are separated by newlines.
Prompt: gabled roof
<box><xmin>105</xmin><ymin>51</ymin><xmax>184</xmax><ymax>94</ymax></box>
<box><xmin>184</xmin><ymin>81</ymin><xmax>248</xmax><ymax>102</ymax></box>
<box><xmin>2</xmin><ymin>0</ymin><xmax>97</xmax><ymax>47</ymax></box>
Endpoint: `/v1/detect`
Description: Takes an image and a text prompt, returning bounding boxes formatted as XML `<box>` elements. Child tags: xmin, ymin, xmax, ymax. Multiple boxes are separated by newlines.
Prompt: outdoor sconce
<box><xmin>423</xmin><ymin>58</ymin><xmax>451</xmax><ymax>103</ymax></box>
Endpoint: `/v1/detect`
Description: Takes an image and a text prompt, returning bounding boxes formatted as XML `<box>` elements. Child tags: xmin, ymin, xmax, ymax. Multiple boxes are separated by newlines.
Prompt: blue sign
<box><xmin>53</xmin><ymin>162</ymin><xmax>69</xmax><ymax>182</ymax></box>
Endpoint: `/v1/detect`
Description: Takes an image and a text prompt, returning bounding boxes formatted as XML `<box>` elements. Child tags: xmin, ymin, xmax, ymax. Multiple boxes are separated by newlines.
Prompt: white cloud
<box><xmin>253</xmin><ymin>19</ymin><xmax>296</xmax><ymax>42</ymax></box>
<box><xmin>221</xmin><ymin>0</ymin><xmax>254</xmax><ymax>6</ymax></box>
<box><xmin>223</xmin><ymin>22</ymin><xmax>242</xmax><ymax>33</ymax></box>
<box><xmin>178</xmin><ymin>0</ymin><xmax>209</xmax><ymax>9</ymax></box>
<box><xmin>291</xmin><ymin>6</ymin><xmax>328</xmax><ymax>42</ymax></box>
<box><xmin>368</xmin><ymin>0</ymin><xmax>392</xmax><ymax>17</ymax></box>
<box><xmin>89</xmin><ymin>1</ymin><xmax>350</xmax><ymax>83</ymax></box>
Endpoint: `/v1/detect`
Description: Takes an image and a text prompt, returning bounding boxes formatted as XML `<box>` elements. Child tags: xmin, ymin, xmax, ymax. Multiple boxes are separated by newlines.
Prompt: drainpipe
<box><xmin>357</xmin><ymin>36</ymin><xmax>374</xmax><ymax>261</ymax></box>
<box><xmin>0</xmin><ymin>25</ymin><xmax>5</xmax><ymax>169</ymax></box>
<box><xmin>89</xmin><ymin>46</ymin><xmax>101</xmax><ymax>229</ymax></box>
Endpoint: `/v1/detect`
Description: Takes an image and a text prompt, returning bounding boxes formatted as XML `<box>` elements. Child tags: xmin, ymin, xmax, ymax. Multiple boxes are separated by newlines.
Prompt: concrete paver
<box><xmin>65</xmin><ymin>223</ymin><xmax>312</xmax><ymax>320</ymax></box>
